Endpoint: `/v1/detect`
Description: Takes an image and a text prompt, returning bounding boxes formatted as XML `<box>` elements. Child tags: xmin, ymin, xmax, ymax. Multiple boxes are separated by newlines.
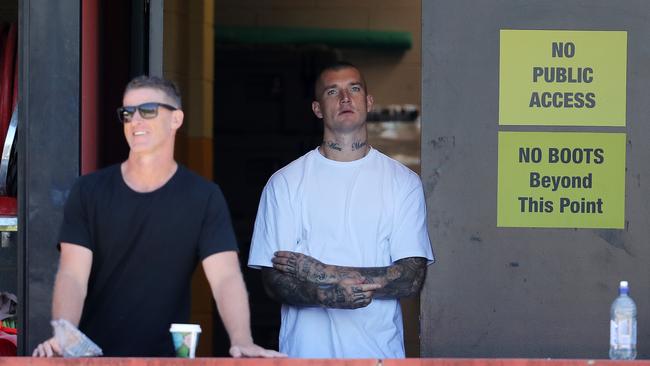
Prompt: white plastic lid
<box><xmin>620</xmin><ymin>280</ymin><xmax>629</xmax><ymax>288</ymax></box>
<box><xmin>169</xmin><ymin>323</ymin><xmax>202</xmax><ymax>333</ymax></box>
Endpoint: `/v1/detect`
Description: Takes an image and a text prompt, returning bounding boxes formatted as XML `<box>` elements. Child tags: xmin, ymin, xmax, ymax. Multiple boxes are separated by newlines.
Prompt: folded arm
<box><xmin>261</xmin><ymin>267</ymin><xmax>381</xmax><ymax>309</ymax></box>
<box><xmin>272</xmin><ymin>251</ymin><xmax>427</xmax><ymax>299</ymax></box>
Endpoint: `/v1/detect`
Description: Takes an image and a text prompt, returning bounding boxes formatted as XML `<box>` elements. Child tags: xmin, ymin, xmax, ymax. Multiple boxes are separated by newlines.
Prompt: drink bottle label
<box><xmin>610</xmin><ymin>319</ymin><xmax>636</xmax><ymax>348</ymax></box>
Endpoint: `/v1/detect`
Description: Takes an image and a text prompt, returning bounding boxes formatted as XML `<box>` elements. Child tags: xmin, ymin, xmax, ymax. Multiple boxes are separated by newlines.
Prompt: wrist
<box><xmin>229</xmin><ymin>332</ymin><xmax>253</xmax><ymax>346</ymax></box>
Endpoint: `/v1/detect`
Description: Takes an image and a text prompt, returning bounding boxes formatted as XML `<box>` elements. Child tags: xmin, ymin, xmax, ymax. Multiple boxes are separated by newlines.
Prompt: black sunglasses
<box><xmin>116</xmin><ymin>102</ymin><xmax>178</xmax><ymax>123</ymax></box>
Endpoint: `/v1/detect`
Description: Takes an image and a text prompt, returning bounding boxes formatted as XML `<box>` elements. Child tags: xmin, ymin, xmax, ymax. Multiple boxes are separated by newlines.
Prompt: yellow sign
<box><xmin>499</xmin><ymin>30</ymin><xmax>627</xmax><ymax>126</ymax></box>
<box><xmin>497</xmin><ymin>132</ymin><xmax>625</xmax><ymax>228</ymax></box>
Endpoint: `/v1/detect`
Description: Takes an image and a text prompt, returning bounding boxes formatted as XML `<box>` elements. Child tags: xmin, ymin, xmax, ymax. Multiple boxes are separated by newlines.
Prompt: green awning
<box><xmin>215</xmin><ymin>26</ymin><xmax>412</xmax><ymax>50</ymax></box>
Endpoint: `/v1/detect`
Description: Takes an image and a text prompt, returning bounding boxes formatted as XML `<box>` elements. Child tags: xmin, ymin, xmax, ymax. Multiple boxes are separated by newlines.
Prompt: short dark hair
<box><xmin>313</xmin><ymin>61</ymin><xmax>368</xmax><ymax>99</ymax></box>
<box><xmin>124</xmin><ymin>75</ymin><xmax>182</xmax><ymax>108</ymax></box>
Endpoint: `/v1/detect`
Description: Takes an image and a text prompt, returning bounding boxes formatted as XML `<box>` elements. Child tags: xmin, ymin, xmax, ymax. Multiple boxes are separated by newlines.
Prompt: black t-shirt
<box><xmin>58</xmin><ymin>164</ymin><xmax>238</xmax><ymax>356</ymax></box>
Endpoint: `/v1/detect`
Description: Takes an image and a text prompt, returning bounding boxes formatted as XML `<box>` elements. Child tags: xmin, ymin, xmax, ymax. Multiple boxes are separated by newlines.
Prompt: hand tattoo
<box><xmin>262</xmin><ymin>267</ymin><xmax>379</xmax><ymax>309</ymax></box>
<box><xmin>317</xmin><ymin>280</ymin><xmax>376</xmax><ymax>309</ymax></box>
<box><xmin>271</xmin><ymin>252</ymin><xmax>427</xmax><ymax>302</ymax></box>
<box><xmin>272</xmin><ymin>251</ymin><xmax>346</xmax><ymax>284</ymax></box>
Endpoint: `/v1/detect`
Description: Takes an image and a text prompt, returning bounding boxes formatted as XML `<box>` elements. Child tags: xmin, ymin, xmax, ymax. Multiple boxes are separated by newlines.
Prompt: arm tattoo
<box><xmin>262</xmin><ymin>267</ymin><xmax>319</xmax><ymax>307</ymax></box>
<box><xmin>262</xmin><ymin>267</ymin><xmax>373</xmax><ymax>309</ymax></box>
<box><xmin>326</xmin><ymin>257</ymin><xmax>427</xmax><ymax>299</ymax></box>
<box><xmin>371</xmin><ymin>257</ymin><xmax>427</xmax><ymax>299</ymax></box>
<box><xmin>276</xmin><ymin>252</ymin><xmax>427</xmax><ymax>299</ymax></box>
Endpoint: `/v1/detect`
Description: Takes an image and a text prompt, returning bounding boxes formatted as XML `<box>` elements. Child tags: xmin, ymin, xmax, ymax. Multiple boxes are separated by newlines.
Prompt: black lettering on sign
<box><xmin>548</xmin><ymin>148</ymin><xmax>604</xmax><ymax>164</ymax></box>
<box><xmin>518</xmin><ymin>196</ymin><xmax>554</xmax><ymax>213</ymax></box>
<box><xmin>531</xmin><ymin>67</ymin><xmax>593</xmax><ymax>83</ymax></box>
<box><xmin>529</xmin><ymin>92</ymin><xmax>597</xmax><ymax>109</ymax></box>
<box><xmin>559</xmin><ymin>197</ymin><xmax>604</xmax><ymax>214</ymax></box>
<box><xmin>552</xmin><ymin>42</ymin><xmax>575</xmax><ymax>58</ymax></box>
<box><xmin>519</xmin><ymin>147</ymin><xmax>542</xmax><ymax>163</ymax></box>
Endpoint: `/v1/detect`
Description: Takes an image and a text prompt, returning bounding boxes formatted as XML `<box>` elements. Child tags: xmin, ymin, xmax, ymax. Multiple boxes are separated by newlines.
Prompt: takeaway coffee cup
<box><xmin>169</xmin><ymin>323</ymin><xmax>201</xmax><ymax>358</ymax></box>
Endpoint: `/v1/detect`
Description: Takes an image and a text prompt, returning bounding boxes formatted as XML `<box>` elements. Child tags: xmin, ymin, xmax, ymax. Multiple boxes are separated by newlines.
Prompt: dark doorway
<box><xmin>98</xmin><ymin>0</ymin><xmax>153</xmax><ymax>168</ymax></box>
<box><xmin>211</xmin><ymin>44</ymin><xmax>337</xmax><ymax>354</ymax></box>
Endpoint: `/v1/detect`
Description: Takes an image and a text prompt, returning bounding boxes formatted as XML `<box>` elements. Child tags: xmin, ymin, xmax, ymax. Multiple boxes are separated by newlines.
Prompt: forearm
<box><xmin>213</xmin><ymin>272</ymin><xmax>254</xmax><ymax>345</ymax></box>
<box><xmin>354</xmin><ymin>257</ymin><xmax>427</xmax><ymax>299</ymax></box>
<box><xmin>282</xmin><ymin>255</ymin><xmax>428</xmax><ymax>299</ymax></box>
<box><xmin>261</xmin><ymin>267</ymin><xmax>320</xmax><ymax>306</ymax></box>
<box><xmin>261</xmin><ymin>267</ymin><xmax>375</xmax><ymax>309</ymax></box>
<box><xmin>51</xmin><ymin>271</ymin><xmax>87</xmax><ymax>326</ymax></box>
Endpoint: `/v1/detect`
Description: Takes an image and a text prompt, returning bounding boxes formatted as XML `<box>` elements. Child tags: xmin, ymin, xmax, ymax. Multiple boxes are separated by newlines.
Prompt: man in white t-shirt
<box><xmin>248</xmin><ymin>62</ymin><xmax>434</xmax><ymax>358</ymax></box>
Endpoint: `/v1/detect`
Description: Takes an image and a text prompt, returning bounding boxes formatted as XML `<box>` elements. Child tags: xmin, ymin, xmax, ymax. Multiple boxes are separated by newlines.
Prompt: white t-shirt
<box><xmin>248</xmin><ymin>147</ymin><xmax>434</xmax><ymax>358</ymax></box>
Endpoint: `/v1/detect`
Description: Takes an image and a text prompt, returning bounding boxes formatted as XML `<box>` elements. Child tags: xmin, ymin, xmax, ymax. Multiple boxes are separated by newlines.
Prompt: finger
<box><xmin>50</xmin><ymin>339</ymin><xmax>62</xmax><ymax>355</ymax></box>
<box><xmin>340</xmin><ymin>277</ymin><xmax>365</xmax><ymax>285</ymax></box>
<box><xmin>354</xmin><ymin>296</ymin><xmax>372</xmax><ymax>306</ymax></box>
<box><xmin>32</xmin><ymin>345</ymin><xmax>41</xmax><ymax>357</ymax></box>
<box><xmin>242</xmin><ymin>346</ymin><xmax>267</xmax><ymax>357</ymax></box>
<box><xmin>351</xmin><ymin>300</ymin><xmax>367</xmax><ymax>309</ymax></box>
<box><xmin>272</xmin><ymin>262</ymin><xmax>293</xmax><ymax>271</ymax></box>
<box><xmin>353</xmin><ymin>293</ymin><xmax>366</xmax><ymax>302</ymax></box>
<box><xmin>261</xmin><ymin>349</ymin><xmax>288</xmax><ymax>358</ymax></box>
<box><xmin>271</xmin><ymin>256</ymin><xmax>290</xmax><ymax>265</ymax></box>
<box><xmin>41</xmin><ymin>342</ymin><xmax>53</xmax><ymax>357</ymax></box>
<box><xmin>274</xmin><ymin>251</ymin><xmax>294</xmax><ymax>258</ymax></box>
<box><xmin>273</xmin><ymin>263</ymin><xmax>298</xmax><ymax>276</ymax></box>
<box><xmin>359</xmin><ymin>276</ymin><xmax>367</xmax><ymax>283</ymax></box>
<box><xmin>229</xmin><ymin>346</ymin><xmax>243</xmax><ymax>358</ymax></box>
<box><xmin>359</xmin><ymin>283</ymin><xmax>382</xmax><ymax>291</ymax></box>
<box><xmin>272</xmin><ymin>263</ymin><xmax>286</xmax><ymax>271</ymax></box>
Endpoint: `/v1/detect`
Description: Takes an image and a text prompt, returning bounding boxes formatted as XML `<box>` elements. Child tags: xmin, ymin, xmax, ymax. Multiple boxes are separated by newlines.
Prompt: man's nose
<box><xmin>339</xmin><ymin>90</ymin><xmax>350</xmax><ymax>103</ymax></box>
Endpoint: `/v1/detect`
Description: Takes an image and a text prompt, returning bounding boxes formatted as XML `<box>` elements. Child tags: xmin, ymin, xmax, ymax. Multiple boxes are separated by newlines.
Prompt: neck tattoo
<box><xmin>322</xmin><ymin>140</ymin><xmax>368</xmax><ymax>153</ymax></box>
<box><xmin>325</xmin><ymin>141</ymin><xmax>342</xmax><ymax>151</ymax></box>
<box><xmin>351</xmin><ymin>141</ymin><xmax>367</xmax><ymax>151</ymax></box>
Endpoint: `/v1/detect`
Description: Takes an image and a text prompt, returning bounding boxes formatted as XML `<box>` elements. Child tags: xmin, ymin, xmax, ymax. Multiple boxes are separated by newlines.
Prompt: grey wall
<box><xmin>18</xmin><ymin>0</ymin><xmax>80</xmax><ymax>355</ymax></box>
<box><xmin>421</xmin><ymin>0</ymin><xmax>650</xmax><ymax>358</ymax></box>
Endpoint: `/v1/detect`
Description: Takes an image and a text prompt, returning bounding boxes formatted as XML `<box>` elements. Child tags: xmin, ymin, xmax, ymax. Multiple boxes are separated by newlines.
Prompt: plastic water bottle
<box><xmin>609</xmin><ymin>280</ymin><xmax>637</xmax><ymax>360</ymax></box>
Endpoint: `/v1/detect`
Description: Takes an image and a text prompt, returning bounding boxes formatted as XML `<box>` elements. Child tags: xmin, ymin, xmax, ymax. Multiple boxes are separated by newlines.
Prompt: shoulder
<box><xmin>175</xmin><ymin>165</ymin><xmax>225</xmax><ymax>197</ymax></box>
<box><xmin>264</xmin><ymin>149</ymin><xmax>314</xmax><ymax>192</ymax></box>
<box><xmin>372</xmin><ymin>149</ymin><xmax>422</xmax><ymax>186</ymax></box>
<box><xmin>78</xmin><ymin>164</ymin><xmax>120</xmax><ymax>183</ymax></box>
<box><xmin>73</xmin><ymin>164</ymin><xmax>120</xmax><ymax>192</ymax></box>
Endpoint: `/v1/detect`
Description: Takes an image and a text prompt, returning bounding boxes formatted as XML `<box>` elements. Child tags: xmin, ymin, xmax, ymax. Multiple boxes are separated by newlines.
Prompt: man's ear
<box><xmin>312</xmin><ymin>101</ymin><xmax>323</xmax><ymax>119</ymax></box>
<box><xmin>366</xmin><ymin>94</ymin><xmax>374</xmax><ymax>112</ymax></box>
<box><xmin>171</xmin><ymin>110</ymin><xmax>184</xmax><ymax>130</ymax></box>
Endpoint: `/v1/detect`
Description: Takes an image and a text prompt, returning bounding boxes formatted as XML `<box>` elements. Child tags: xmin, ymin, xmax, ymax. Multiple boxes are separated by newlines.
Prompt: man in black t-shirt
<box><xmin>32</xmin><ymin>76</ymin><xmax>285</xmax><ymax>358</ymax></box>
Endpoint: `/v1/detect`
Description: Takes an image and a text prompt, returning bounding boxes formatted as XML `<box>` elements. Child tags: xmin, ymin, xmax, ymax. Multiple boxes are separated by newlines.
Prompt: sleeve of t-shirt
<box><xmin>389</xmin><ymin>174</ymin><xmax>435</xmax><ymax>264</ymax></box>
<box><xmin>197</xmin><ymin>185</ymin><xmax>239</xmax><ymax>260</ymax></box>
<box><xmin>248</xmin><ymin>173</ymin><xmax>297</xmax><ymax>269</ymax></box>
<box><xmin>58</xmin><ymin>178</ymin><xmax>93</xmax><ymax>251</ymax></box>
